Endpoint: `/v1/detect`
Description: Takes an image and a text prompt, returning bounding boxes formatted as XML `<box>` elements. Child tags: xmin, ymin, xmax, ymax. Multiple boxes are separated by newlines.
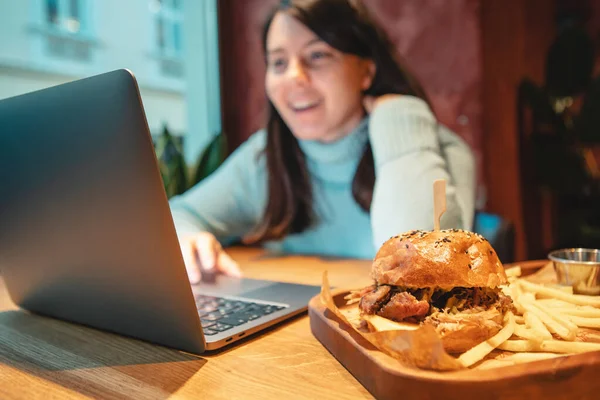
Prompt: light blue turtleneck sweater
<box><xmin>169</xmin><ymin>96</ymin><xmax>476</xmax><ymax>259</ymax></box>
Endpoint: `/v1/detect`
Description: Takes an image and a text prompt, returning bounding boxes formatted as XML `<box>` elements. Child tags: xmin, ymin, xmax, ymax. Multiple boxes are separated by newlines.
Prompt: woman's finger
<box><xmin>217</xmin><ymin>251</ymin><xmax>242</xmax><ymax>277</ymax></box>
<box><xmin>181</xmin><ymin>239</ymin><xmax>201</xmax><ymax>284</ymax></box>
<box><xmin>195</xmin><ymin>236</ymin><xmax>217</xmax><ymax>273</ymax></box>
<box><xmin>363</xmin><ymin>95</ymin><xmax>376</xmax><ymax>113</ymax></box>
<box><xmin>364</xmin><ymin>94</ymin><xmax>401</xmax><ymax>114</ymax></box>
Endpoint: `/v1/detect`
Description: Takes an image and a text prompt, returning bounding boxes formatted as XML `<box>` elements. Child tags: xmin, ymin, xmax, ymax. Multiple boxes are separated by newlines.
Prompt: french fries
<box><xmin>477</xmin><ymin>270</ymin><xmax>600</xmax><ymax>367</ymax></box>
<box><xmin>551</xmin><ymin>307</ymin><xmax>600</xmax><ymax>318</ymax></box>
<box><xmin>458</xmin><ymin>312</ymin><xmax>516</xmax><ymax>367</ymax></box>
<box><xmin>536</xmin><ymin>298</ymin><xmax>576</xmax><ymax>307</ymax></box>
<box><xmin>499</xmin><ymin>352</ymin><xmax>563</xmax><ymax>363</ymax></box>
<box><xmin>460</xmin><ymin>269</ymin><xmax>600</xmax><ymax>367</ymax></box>
<box><xmin>498</xmin><ymin>339</ymin><xmax>600</xmax><ymax>353</ymax></box>
<box><xmin>519</xmin><ymin>280</ymin><xmax>600</xmax><ymax>307</ymax></box>
<box><xmin>524</xmin><ymin>302</ymin><xmax>578</xmax><ymax>341</ymax></box>
<box><xmin>345</xmin><ymin>264</ymin><xmax>600</xmax><ymax>370</ymax></box>
<box><xmin>563</xmin><ymin>315</ymin><xmax>600</xmax><ymax>329</ymax></box>
<box><xmin>475</xmin><ymin>352</ymin><xmax>563</xmax><ymax>369</ymax></box>
<box><xmin>505</xmin><ymin>266</ymin><xmax>522</xmax><ymax>278</ymax></box>
<box><xmin>523</xmin><ymin>311</ymin><xmax>552</xmax><ymax>341</ymax></box>
<box><xmin>513</xmin><ymin>323</ymin><xmax>544</xmax><ymax>345</ymax></box>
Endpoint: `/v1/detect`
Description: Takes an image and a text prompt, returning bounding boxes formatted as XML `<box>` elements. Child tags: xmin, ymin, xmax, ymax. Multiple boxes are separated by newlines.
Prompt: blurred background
<box><xmin>2</xmin><ymin>0</ymin><xmax>600</xmax><ymax>262</ymax></box>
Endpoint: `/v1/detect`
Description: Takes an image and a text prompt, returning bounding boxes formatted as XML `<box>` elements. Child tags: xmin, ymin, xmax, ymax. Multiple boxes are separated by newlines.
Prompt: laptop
<box><xmin>0</xmin><ymin>69</ymin><xmax>320</xmax><ymax>353</ymax></box>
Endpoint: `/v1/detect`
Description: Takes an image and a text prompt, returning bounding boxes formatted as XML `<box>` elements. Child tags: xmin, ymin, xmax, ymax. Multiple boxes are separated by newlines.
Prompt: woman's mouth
<box><xmin>289</xmin><ymin>100</ymin><xmax>322</xmax><ymax>112</ymax></box>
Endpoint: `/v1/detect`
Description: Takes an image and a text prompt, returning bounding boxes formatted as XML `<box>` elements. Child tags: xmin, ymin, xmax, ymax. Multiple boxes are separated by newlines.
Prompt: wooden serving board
<box><xmin>308</xmin><ymin>261</ymin><xmax>600</xmax><ymax>400</ymax></box>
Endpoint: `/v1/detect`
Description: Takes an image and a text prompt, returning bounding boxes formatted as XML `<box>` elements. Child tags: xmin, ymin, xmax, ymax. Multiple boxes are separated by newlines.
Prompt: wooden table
<box><xmin>0</xmin><ymin>247</ymin><xmax>375</xmax><ymax>399</ymax></box>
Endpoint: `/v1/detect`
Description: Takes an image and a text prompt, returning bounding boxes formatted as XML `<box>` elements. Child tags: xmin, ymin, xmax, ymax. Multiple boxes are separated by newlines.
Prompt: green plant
<box><xmin>191</xmin><ymin>131</ymin><xmax>228</xmax><ymax>186</ymax></box>
<box><xmin>155</xmin><ymin>124</ymin><xmax>188</xmax><ymax>198</ymax></box>
<box><xmin>154</xmin><ymin>123</ymin><xmax>228</xmax><ymax>198</ymax></box>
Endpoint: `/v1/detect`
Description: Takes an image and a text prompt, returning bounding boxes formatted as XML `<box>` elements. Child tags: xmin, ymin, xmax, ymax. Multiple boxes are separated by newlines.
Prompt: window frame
<box><xmin>151</xmin><ymin>0</ymin><xmax>184</xmax><ymax>61</ymax></box>
<box><xmin>43</xmin><ymin>0</ymin><xmax>92</xmax><ymax>38</ymax></box>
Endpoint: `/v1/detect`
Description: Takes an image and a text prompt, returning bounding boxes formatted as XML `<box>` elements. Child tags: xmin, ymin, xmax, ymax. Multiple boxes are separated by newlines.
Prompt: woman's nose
<box><xmin>287</xmin><ymin>58</ymin><xmax>309</xmax><ymax>83</ymax></box>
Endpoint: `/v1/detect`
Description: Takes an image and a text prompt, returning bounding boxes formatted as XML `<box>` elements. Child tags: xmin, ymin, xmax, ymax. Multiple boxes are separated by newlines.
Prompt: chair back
<box><xmin>473</xmin><ymin>212</ymin><xmax>515</xmax><ymax>263</ymax></box>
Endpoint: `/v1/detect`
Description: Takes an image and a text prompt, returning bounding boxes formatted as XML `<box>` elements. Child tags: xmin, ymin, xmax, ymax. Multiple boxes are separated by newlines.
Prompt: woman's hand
<box><xmin>178</xmin><ymin>232</ymin><xmax>242</xmax><ymax>284</ymax></box>
<box><xmin>363</xmin><ymin>94</ymin><xmax>401</xmax><ymax>114</ymax></box>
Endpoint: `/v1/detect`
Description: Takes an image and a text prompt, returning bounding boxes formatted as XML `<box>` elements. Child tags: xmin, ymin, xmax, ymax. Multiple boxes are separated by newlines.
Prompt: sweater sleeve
<box><xmin>438</xmin><ymin>125</ymin><xmax>477</xmax><ymax>231</ymax></box>
<box><xmin>168</xmin><ymin>131</ymin><xmax>267</xmax><ymax>244</ymax></box>
<box><xmin>368</xmin><ymin>96</ymin><xmax>474</xmax><ymax>248</ymax></box>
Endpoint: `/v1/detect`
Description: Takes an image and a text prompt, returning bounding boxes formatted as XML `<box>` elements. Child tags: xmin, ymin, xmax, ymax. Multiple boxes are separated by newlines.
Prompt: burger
<box><xmin>353</xmin><ymin>229</ymin><xmax>514</xmax><ymax>354</ymax></box>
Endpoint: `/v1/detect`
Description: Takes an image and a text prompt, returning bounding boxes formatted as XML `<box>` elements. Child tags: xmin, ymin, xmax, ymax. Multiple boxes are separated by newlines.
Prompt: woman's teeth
<box><xmin>291</xmin><ymin>101</ymin><xmax>320</xmax><ymax>111</ymax></box>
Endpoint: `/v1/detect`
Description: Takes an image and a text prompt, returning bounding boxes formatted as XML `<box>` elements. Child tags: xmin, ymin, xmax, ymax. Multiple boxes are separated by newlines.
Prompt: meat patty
<box><xmin>358</xmin><ymin>285</ymin><xmax>390</xmax><ymax>314</ymax></box>
<box><xmin>377</xmin><ymin>292</ymin><xmax>430</xmax><ymax>321</ymax></box>
<box><xmin>358</xmin><ymin>284</ymin><xmax>513</xmax><ymax>323</ymax></box>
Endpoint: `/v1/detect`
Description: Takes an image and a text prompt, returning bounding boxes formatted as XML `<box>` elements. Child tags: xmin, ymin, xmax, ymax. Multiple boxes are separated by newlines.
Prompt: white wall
<box><xmin>182</xmin><ymin>0</ymin><xmax>221</xmax><ymax>162</ymax></box>
<box><xmin>0</xmin><ymin>0</ymin><xmax>220</xmax><ymax>154</ymax></box>
<box><xmin>0</xmin><ymin>1</ymin><xmax>30</xmax><ymax>64</ymax></box>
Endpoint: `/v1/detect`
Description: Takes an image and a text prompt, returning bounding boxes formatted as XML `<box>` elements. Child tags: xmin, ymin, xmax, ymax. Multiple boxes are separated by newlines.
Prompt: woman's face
<box><xmin>265</xmin><ymin>12</ymin><xmax>374</xmax><ymax>142</ymax></box>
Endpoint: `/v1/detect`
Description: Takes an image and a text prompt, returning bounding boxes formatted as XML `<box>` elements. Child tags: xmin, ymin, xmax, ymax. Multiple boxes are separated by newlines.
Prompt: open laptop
<box><xmin>0</xmin><ymin>69</ymin><xmax>320</xmax><ymax>353</ymax></box>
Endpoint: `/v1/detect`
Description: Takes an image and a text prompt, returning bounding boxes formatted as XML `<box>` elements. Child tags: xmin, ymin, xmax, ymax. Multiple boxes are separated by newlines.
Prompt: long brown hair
<box><xmin>244</xmin><ymin>0</ymin><xmax>427</xmax><ymax>244</ymax></box>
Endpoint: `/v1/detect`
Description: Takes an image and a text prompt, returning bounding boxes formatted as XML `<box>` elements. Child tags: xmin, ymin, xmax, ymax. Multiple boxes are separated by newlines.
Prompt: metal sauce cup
<box><xmin>548</xmin><ymin>248</ymin><xmax>600</xmax><ymax>295</ymax></box>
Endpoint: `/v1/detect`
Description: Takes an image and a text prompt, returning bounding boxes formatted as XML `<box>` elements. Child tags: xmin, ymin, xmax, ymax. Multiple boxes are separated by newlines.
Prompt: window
<box><xmin>46</xmin><ymin>0</ymin><xmax>59</xmax><ymax>25</ymax></box>
<box><xmin>150</xmin><ymin>0</ymin><xmax>184</xmax><ymax>77</ymax></box>
<box><xmin>45</xmin><ymin>0</ymin><xmax>86</xmax><ymax>35</ymax></box>
<box><xmin>40</xmin><ymin>0</ymin><xmax>92</xmax><ymax>61</ymax></box>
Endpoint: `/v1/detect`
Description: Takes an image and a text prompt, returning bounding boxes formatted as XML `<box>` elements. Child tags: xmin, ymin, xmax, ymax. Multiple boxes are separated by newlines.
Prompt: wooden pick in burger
<box><xmin>433</xmin><ymin>179</ymin><xmax>446</xmax><ymax>231</ymax></box>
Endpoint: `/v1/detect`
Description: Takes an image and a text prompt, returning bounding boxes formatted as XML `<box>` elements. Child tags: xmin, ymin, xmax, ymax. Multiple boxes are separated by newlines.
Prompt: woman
<box><xmin>169</xmin><ymin>0</ymin><xmax>475</xmax><ymax>283</ymax></box>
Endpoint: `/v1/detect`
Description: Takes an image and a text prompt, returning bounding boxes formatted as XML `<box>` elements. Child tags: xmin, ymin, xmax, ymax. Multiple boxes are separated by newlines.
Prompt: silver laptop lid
<box><xmin>0</xmin><ymin>69</ymin><xmax>206</xmax><ymax>353</ymax></box>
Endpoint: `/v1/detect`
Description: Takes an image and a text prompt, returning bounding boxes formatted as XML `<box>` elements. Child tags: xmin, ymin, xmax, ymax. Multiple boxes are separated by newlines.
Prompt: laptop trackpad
<box><xmin>192</xmin><ymin>276</ymin><xmax>319</xmax><ymax>306</ymax></box>
<box><xmin>192</xmin><ymin>276</ymin><xmax>279</xmax><ymax>298</ymax></box>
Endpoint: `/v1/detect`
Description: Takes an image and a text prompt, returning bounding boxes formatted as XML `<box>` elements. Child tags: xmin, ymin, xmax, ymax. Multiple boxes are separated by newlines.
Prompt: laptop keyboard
<box><xmin>195</xmin><ymin>294</ymin><xmax>288</xmax><ymax>336</ymax></box>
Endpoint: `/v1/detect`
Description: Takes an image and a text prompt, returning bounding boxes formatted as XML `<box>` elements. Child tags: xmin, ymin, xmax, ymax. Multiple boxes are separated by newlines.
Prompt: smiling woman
<box><xmin>264</xmin><ymin>12</ymin><xmax>373</xmax><ymax>143</ymax></box>
<box><xmin>168</xmin><ymin>0</ymin><xmax>476</xmax><ymax>285</ymax></box>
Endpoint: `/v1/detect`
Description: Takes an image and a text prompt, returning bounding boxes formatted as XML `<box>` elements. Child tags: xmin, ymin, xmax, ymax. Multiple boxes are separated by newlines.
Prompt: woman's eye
<box><xmin>269</xmin><ymin>58</ymin><xmax>287</xmax><ymax>72</ymax></box>
<box><xmin>310</xmin><ymin>51</ymin><xmax>329</xmax><ymax>61</ymax></box>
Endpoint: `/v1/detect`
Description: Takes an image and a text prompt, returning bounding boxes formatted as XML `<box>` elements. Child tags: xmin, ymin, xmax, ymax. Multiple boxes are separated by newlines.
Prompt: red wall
<box><xmin>218</xmin><ymin>0</ymin><xmax>278</xmax><ymax>149</ymax></box>
<box><xmin>481</xmin><ymin>0</ymin><xmax>556</xmax><ymax>261</ymax></box>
